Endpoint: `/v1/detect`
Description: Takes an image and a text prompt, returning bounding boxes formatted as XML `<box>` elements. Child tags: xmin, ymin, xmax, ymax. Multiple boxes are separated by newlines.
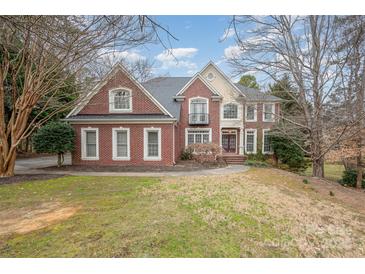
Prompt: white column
<box><xmin>239</xmin><ymin>126</ymin><xmax>244</xmax><ymax>155</ymax></box>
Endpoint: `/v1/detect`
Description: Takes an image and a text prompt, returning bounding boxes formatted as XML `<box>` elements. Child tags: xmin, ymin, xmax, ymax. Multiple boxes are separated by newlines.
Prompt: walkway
<box><xmin>15</xmin><ymin>154</ymin><xmax>249</xmax><ymax>177</ymax></box>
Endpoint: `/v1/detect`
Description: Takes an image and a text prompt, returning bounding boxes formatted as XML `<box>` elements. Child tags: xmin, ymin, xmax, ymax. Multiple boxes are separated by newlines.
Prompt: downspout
<box><xmin>172</xmin><ymin>122</ymin><xmax>176</xmax><ymax>165</ymax></box>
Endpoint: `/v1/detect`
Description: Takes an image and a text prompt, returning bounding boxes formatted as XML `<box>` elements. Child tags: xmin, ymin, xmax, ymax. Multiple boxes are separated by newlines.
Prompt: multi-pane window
<box><xmin>263</xmin><ymin>130</ymin><xmax>272</xmax><ymax>154</ymax></box>
<box><xmin>190</xmin><ymin>98</ymin><xmax>208</xmax><ymax>123</ymax></box>
<box><xmin>223</xmin><ymin>103</ymin><xmax>238</xmax><ymax>119</ymax></box>
<box><xmin>110</xmin><ymin>89</ymin><xmax>131</xmax><ymax>111</ymax></box>
<box><xmin>263</xmin><ymin>103</ymin><xmax>274</xmax><ymax>121</ymax></box>
<box><xmin>186</xmin><ymin>129</ymin><xmax>211</xmax><ymax>145</ymax></box>
<box><xmin>245</xmin><ymin>104</ymin><xmax>256</xmax><ymax>121</ymax></box>
<box><xmin>144</xmin><ymin>128</ymin><xmax>161</xmax><ymax>160</ymax></box>
<box><xmin>113</xmin><ymin>129</ymin><xmax>129</xmax><ymax>160</ymax></box>
<box><xmin>82</xmin><ymin>128</ymin><xmax>98</xmax><ymax>160</ymax></box>
<box><xmin>147</xmin><ymin>131</ymin><xmax>159</xmax><ymax>157</ymax></box>
<box><xmin>245</xmin><ymin>129</ymin><xmax>256</xmax><ymax>154</ymax></box>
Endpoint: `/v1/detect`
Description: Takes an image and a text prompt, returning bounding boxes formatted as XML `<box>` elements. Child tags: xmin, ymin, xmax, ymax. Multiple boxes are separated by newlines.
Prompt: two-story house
<box><xmin>65</xmin><ymin>61</ymin><xmax>281</xmax><ymax>166</ymax></box>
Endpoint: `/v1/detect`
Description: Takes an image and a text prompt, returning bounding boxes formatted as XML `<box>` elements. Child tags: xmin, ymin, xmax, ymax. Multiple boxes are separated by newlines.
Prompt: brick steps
<box><xmin>222</xmin><ymin>154</ymin><xmax>246</xmax><ymax>165</ymax></box>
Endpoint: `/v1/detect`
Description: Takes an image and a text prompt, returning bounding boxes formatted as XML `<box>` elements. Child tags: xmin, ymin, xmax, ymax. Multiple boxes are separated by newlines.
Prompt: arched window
<box><xmin>223</xmin><ymin>103</ymin><xmax>238</xmax><ymax>119</ymax></box>
<box><xmin>109</xmin><ymin>89</ymin><xmax>132</xmax><ymax>112</ymax></box>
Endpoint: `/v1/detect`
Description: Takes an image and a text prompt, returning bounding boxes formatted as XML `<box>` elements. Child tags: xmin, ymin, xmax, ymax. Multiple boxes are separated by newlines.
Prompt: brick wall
<box><xmin>72</xmin><ymin>123</ymin><xmax>174</xmax><ymax>166</ymax></box>
<box><xmin>79</xmin><ymin>70</ymin><xmax>163</xmax><ymax>115</ymax></box>
<box><xmin>177</xmin><ymin>78</ymin><xmax>220</xmax><ymax>155</ymax></box>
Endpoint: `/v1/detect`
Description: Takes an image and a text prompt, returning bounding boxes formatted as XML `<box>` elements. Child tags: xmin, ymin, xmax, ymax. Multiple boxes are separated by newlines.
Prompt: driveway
<box><xmin>15</xmin><ymin>154</ymin><xmax>249</xmax><ymax>177</ymax></box>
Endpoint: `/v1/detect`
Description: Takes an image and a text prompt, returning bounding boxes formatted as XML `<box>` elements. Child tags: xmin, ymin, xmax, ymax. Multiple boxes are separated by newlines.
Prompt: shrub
<box><xmin>271</xmin><ymin>135</ymin><xmax>309</xmax><ymax>172</ymax></box>
<box><xmin>180</xmin><ymin>147</ymin><xmax>193</xmax><ymax>160</ymax></box>
<box><xmin>244</xmin><ymin>159</ymin><xmax>270</xmax><ymax>168</ymax></box>
<box><xmin>33</xmin><ymin>122</ymin><xmax>75</xmax><ymax>167</ymax></box>
<box><xmin>303</xmin><ymin>179</ymin><xmax>309</xmax><ymax>184</ymax></box>
<box><xmin>246</xmin><ymin>149</ymin><xmax>266</xmax><ymax>162</ymax></box>
<box><xmin>338</xmin><ymin>169</ymin><xmax>365</xmax><ymax>188</ymax></box>
<box><xmin>186</xmin><ymin>143</ymin><xmax>221</xmax><ymax>164</ymax></box>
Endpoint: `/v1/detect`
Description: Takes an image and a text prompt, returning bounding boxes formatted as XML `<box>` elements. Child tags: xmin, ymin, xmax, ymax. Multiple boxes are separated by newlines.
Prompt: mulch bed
<box><xmin>0</xmin><ymin>174</ymin><xmax>65</xmax><ymax>185</ymax></box>
<box><xmin>41</xmin><ymin>160</ymin><xmax>227</xmax><ymax>173</ymax></box>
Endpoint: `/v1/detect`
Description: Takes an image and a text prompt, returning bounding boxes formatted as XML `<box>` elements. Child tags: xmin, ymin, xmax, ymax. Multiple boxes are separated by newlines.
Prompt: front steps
<box><xmin>222</xmin><ymin>154</ymin><xmax>246</xmax><ymax>165</ymax></box>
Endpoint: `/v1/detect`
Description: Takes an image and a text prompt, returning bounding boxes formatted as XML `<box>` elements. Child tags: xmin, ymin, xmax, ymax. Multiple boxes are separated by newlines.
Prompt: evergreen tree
<box><xmin>33</xmin><ymin>122</ymin><xmax>75</xmax><ymax>167</ymax></box>
<box><xmin>238</xmin><ymin>75</ymin><xmax>260</xmax><ymax>89</ymax></box>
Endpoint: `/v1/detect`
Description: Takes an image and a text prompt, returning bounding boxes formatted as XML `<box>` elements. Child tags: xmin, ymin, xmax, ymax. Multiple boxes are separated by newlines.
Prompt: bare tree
<box><xmin>228</xmin><ymin>16</ymin><xmax>360</xmax><ymax>178</ymax></box>
<box><xmin>0</xmin><ymin>15</ymin><xmax>173</xmax><ymax>177</ymax></box>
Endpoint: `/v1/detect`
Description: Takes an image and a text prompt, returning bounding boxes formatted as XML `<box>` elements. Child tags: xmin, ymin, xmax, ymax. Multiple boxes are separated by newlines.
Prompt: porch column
<box><xmin>239</xmin><ymin>126</ymin><xmax>244</xmax><ymax>155</ymax></box>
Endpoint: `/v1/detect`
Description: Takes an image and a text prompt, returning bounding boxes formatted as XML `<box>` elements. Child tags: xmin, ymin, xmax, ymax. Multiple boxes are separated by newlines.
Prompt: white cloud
<box><xmin>220</xmin><ymin>28</ymin><xmax>235</xmax><ymax>41</ymax></box>
<box><xmin>155</xmin><ymin>48</ymin><xmax>198</xmax><ymax>72</ymax></box>
<box><xmin>224</xmin><ymin>45</ymin><xmax>241</xmax><ymax>59</ymax></box>
<box><xmin>102</xmin><ymin>50</ymin><xmax>146</xmax><ymax>64</ymax></box>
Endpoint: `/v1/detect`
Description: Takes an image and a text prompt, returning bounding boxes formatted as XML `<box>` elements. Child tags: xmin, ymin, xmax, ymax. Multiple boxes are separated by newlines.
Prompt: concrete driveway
<box><xmin>15</xmin><ymin>154</ymin><xmax>71</xmax><ymax>174</ymax></box>
<box><xmin>14</xmin><ymin>154</ymin><xmax>249</xmax><ymax>177</ymax></box>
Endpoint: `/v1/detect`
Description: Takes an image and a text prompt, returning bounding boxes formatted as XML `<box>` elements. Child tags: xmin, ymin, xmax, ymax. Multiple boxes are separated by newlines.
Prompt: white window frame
<box><xmin>188</xmin><ymin>96</ymin><xmax>209</xmax><ymax>115</ymax></box>
<box><xmin>81</xmin><ymin>127</ymin><xmax>99</xmax><ymax>160</ymax></box>
<box><xmin>109</xmin><ymin>87</ymin><xmax>133</xmax><ymax>113</ymax></box>
<box><xmin>245</xmin><ymin>128</ymin><xmax>257</xmax><ymax>154</ymax></box>
<box><xmin>262</xmin><ymin>129</ymin><xmax>273</xmax><ymax>154</ymax></box>
<box><xmin>222</xmin><ymin>102</ymin><xmax>239</xmax><ymax>120</ymax></box>
<box><xmin>185</xmin><ymin>128</ymin><xmax>212</xmax><ymax>147</ymax></box>
<box><xmin>245</xmin><ymin>104</ymin><xmax>257</xmax><ymax>122</ymax></box>
<box><xmin>263</xmin><ymin>103</ymin><xmax>275</xmax><ymax>122</ymax></box>
<box><xmin>143</xmin><ymin>127</ymin><xmax>161</xmax><ymax>161</ymax></box>
<box><xmin>112</xmin><ymin>127</ymin><xmax>130</xmax><ymax>161</ymax></box>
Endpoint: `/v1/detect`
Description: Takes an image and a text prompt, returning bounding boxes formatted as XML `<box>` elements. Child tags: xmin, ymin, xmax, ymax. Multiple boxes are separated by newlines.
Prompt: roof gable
<box><xmin>175</xmin><ymin>73</ymin><xmax>222</xmax><ymax>96</ymax></box>
<box><xmin>67</xmin><ymin>63</ymin><xmax>173</xmax><ymax>118</ymax></box>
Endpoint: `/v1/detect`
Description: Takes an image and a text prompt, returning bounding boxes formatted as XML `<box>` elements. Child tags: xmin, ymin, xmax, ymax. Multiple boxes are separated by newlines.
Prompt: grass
<box><xmin>0</xmin><ymin>169</ymin><xmax>364</xmax><ymax>258</ymax></box>
<box><xmin>305</xmin><ymin>163</ymin><xmax>345</xmax><ymax>182</ymax></box>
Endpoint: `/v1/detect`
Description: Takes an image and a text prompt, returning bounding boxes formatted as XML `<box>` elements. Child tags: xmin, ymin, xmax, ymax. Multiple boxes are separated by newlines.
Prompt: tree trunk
<box><xmin>0</xmin><ymin>150</ymin><xmax>17</xmax><ymax>177</ymax></box>
<box><xmin>312</xmin><ymin>157</ymin><xmax>324</xmax><ymax>177</ymax></box>
<box><xmin>57</xmin><ymin>152</ymin><xmax>64</xmax><ymax>167</ymax></box>
<box><xmin>356</xmin><ymin>155</ymin><xmax>363</xmax><ymax>188</ymax></box>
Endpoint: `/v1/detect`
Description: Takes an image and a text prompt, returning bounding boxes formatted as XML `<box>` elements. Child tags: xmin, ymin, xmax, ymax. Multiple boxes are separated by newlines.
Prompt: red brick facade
<box><xmin>79</xmin><ymin>70</ymin><xmax>163</xmax><ymax>115</ymax></box>
<box><xmin>68</xmin><ymin>66</ymin><xmax>281</xmax><ymax>166</ymax></box>
<box><xmin>177</xmin><ymin>78</ymin><xmax>220</xmax><ymax>154</ymax></box>
<box><xmin>72</xmin><ymin>123</ymin><xmax>174</xmax><ymax>166</ymax></box>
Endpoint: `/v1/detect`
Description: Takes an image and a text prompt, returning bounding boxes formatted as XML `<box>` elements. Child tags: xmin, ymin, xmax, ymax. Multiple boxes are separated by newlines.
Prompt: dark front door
<box><xmin>222</xmin><ymin>134</ymin><xmax>236</xmax><ymax>153</ymax></box>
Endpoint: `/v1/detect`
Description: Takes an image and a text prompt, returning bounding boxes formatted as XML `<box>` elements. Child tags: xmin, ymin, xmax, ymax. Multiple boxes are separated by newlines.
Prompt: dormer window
<box><xmin>109</xmin><ymin>88</ymin><xmax>132</xmax><ymax>112</ymax></box>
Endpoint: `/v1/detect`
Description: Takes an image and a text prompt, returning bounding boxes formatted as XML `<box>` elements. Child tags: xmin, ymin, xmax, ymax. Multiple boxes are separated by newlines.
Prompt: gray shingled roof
<box><xmin>234</xmin><ymin>83</ymin><xmax>282</xmax><ymax>102</ymax></box>
<box><xmin>142</xmin><ymin>77</ymin><xmax>191</xmax><ymax>120</ymax></box>
<box><xmin>65</xmin><ymin>114</ymin><xmax>173</xmax><ymax>121</ymax></box>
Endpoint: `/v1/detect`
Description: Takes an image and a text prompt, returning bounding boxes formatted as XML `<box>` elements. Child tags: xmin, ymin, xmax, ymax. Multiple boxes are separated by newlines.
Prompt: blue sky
<box><xmin>120</xmin><ymin>16</ymin><xmax>240</xmax><ymax>80</ymax></box>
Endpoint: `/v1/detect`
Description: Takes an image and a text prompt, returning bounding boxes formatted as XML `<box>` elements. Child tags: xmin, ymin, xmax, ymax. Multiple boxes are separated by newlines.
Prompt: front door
<box><xmin>222</xmin><ymin>134</ymin><xmax>236</xmax><ymax>153</ymax></box>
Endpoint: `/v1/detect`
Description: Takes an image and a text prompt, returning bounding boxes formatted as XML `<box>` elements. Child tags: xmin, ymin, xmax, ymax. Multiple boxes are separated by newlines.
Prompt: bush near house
<box><xmin>182</xmin><ymin>143</ymin><xmax>221</xmax><ymax>164</ymax></box>
<box><xmin>32</xmin><ymin>122</ymin><xmax>75</xmax><ymax>167</ymax></box>
<box><xmin>338</xmin><ymin>169</ymin><xmax>365</xmax><ymax>188</ymax></box>
<box><xmin>271</xmin><ymin>135</ymin><xmax>309</xmax><ymax>172</ymax></box>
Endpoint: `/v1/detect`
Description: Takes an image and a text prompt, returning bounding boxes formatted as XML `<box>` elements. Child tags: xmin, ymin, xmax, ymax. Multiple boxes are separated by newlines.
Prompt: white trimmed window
<box><xmin>112</xmin><ymin>128</ymin><xmax>130</xmax><ymax>160</ymax></box>
<box><xmin>81</xmin><ymin>128</ymin><xmax>99</xmax><ymax>160</ymax></box>
<box><xmin>144</xmin><ymin>128</ymin><xmax>161</xmax><ymax>161</ymax></box>
<box><xmin>185</xmin><ymin>128</ymin><xmax>212</xmax><ymax>146</ymax></box>
<box><xmin>263</xmin><ymin>103</ymin><xmax>275</xmax><ymax>122</ymax></box>
<box><xmin>189</xmin><ymin>97</ymin><xmax>209</xmax><ymax>124</ymax></box>
<box><xmin>262</xmin><ymin>129</ymin><xmax>273</xmax><ymax>154</ymax></box>
<box><xmin>245</xmin><ymin>129</ymin><xmax>257</xmax><ymax>154</ymax></box>
<box><xmin>223</xmin><ymin>103</ymin><xmax>238</xmax><ymax>119</ymax></box>
<box><xmin>245</xmin><ymin>104</ymin><xmax>257</xmax><ymax>122</ymax></box>
<box><xmin>109</xmin><ymin>88</ymin><xmax>132</xmax><ymax>112</ymax></box>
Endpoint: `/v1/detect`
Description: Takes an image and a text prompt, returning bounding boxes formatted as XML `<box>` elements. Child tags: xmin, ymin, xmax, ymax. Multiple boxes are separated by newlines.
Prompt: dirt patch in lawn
<box><xmin>41</xmin><ymin>160</ymin><xmax>226</xmax><ymax>172</ymax></box>
<box><xmin>0</xmin><ymin>202</ymin><xmax>81</xmax><ymax>236</ymax></box>
<box><xmin>0</xmin><ymin>174</ymin><xmax>64</xmax><ymax>185</ymax></box>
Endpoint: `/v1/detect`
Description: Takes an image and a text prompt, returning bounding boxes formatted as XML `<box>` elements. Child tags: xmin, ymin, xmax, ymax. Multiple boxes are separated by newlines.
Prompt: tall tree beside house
<box><xmin>238</xmin><ymin>75</ymin><xmax>260</xmax><ymax>89</ymax></box>
<box><xmin>32</xmin><ymin>122</ymin><xmax>75</xmax><ymax>167</ymax></box>
<box><xmin>227</xmin><ymin>15</ymin><xmax>363</xmax><ymax>178</ymax></box>
<box><xmin>0</xmin><ymin>15</ymin><xmax>173</xmax><ymax>177</ymax></box>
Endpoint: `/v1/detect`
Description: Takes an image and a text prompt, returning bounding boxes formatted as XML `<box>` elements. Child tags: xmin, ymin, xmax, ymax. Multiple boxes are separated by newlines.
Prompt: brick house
<box><xmin>65</xmin><ymin>61</ymin><xmax>281</xmax><ymax>166</ymax></box>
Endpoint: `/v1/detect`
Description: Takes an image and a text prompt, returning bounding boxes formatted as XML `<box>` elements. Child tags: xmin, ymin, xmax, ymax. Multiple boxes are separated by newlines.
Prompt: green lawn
<box><xmin>305</xmin><ymin>163</ymin><xmax>345</xmax><ymax>182</ymax></box>
<box><xmin>0</xmin><ymin>169</ymin><xmax>364</xmax><ymax>257</ymax></box>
